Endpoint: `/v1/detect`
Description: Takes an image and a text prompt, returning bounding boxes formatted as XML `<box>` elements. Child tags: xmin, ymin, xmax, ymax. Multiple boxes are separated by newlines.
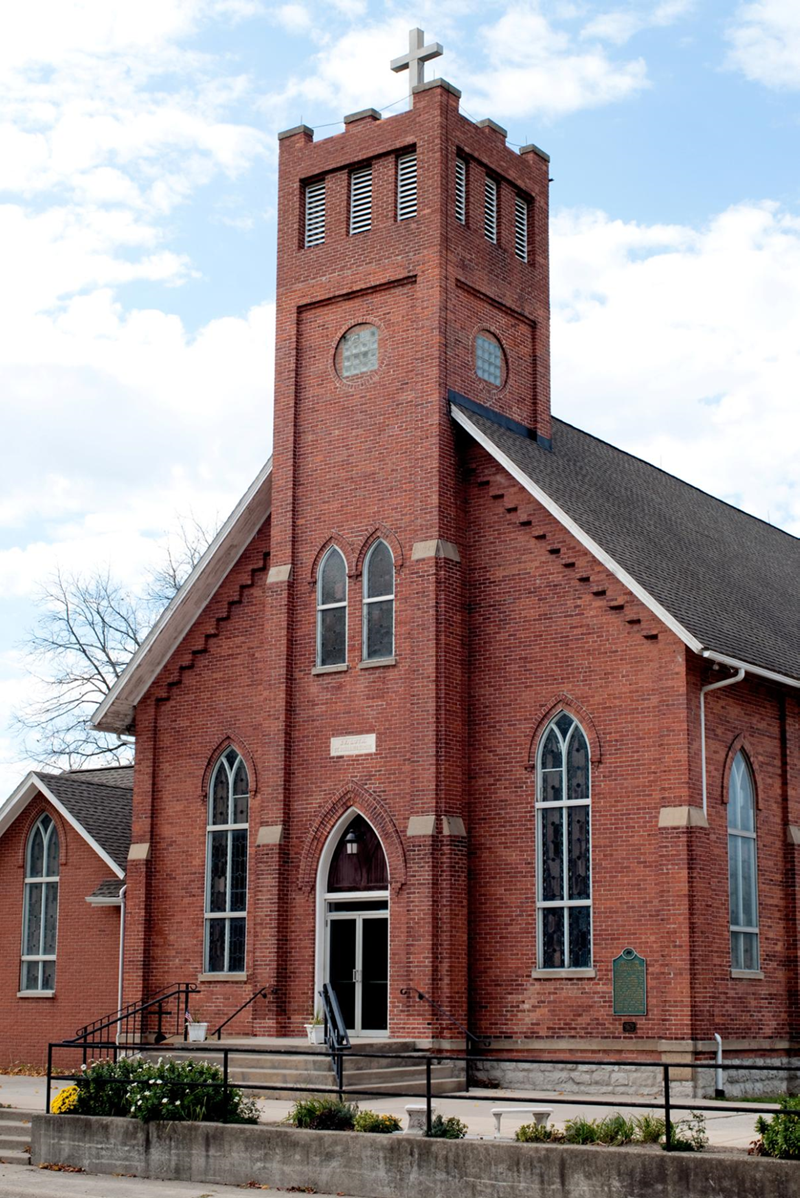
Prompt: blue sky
<box><xmin>1</xmin><ymin>0</ymin><xmax>799</xmax><ymax>791</ymax></box>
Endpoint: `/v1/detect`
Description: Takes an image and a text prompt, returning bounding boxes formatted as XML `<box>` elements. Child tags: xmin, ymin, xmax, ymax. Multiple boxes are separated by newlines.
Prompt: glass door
<box><xmin>326</xmin><ymin>898</ymin><xmax>388</xmax><ymax>1036</ymax></box>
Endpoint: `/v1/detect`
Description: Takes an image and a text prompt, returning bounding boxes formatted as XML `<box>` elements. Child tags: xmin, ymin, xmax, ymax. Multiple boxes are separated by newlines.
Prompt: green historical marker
<box><xmin>612</xmin><ymin>947</ymin><xmax>647</xmax><ymax>1016</ymax></box>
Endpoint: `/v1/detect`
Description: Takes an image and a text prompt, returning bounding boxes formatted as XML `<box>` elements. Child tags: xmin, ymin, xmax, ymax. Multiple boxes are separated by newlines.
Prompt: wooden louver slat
<box><xmin>397</xmin><ymin>153</ymin><xmax>417</xmax><ymax>221</ymax></box>
<box><xmin>514</xmin><ymin>195</ymin><xmax>528</xmax><ymax>262</ymax></box>
<box><xmin>484</xmin><ymin>176</ymin><xmax>498</xmax><ymax>244</ymax></box>
<box><xmin>455</xmin><ymin>157</ymin><xmax>466</xmax><ymax>224</ymax></box>
<box><xmin>350</xmin><ymin>166</ymin><xmax>373</xmax><ymax>235</ymax></box>
<box><xmin>304</xmin><ymin>180</ymin><xmax>326</xmax><ymax>247</ymax></box>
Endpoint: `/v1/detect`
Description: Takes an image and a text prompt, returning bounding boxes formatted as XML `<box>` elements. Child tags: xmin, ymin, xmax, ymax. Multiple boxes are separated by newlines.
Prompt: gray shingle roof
<box><xmin>87</xmin><ymin>877</ymin><xmax>126</xmax><ymax>900</ymax></box>
<box><xmin>38</xmin><ymin>772</ymin><xmax>132</xmax><ymax>872</ymax></box>
<box><xmin>454</xmin><ymin>404</ymin><xmax>800</xmax><ymax>683</ymax></box>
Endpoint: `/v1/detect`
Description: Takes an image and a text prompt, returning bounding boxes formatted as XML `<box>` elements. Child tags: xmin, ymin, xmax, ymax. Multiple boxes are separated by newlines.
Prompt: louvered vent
<box><xmin>514</xmin><ymin>195</ymin><xmax>528</xmax><ymax>262</ymax></box>
<box><xmin>455</xmin><ymin>157</ymin><xmax>466</xmax><ymax>224</ymax></box>
<box><xmin>304</xmin><ymin>180</ymin><xmax>326</xmax><ymax>247</ymax></box>
<box><xmin>397</xmin><ymin>153</ymin><xmax>417</xmax><ymax>221</ymax></box>
<box><xmin>350</xmin><ymin>166</ymin><xmax>372</xmax><ymax>235</ymax></box>
<box><xmin>484</xmin><ymin>176</ymin><xmax>498</xmax><ymax>243</ymax></box>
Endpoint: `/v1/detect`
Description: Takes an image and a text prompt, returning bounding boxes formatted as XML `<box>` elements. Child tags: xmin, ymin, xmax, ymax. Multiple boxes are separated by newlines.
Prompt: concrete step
<box><xmin>0</xmin><ymin>1110</ymin><xmax>30</xmax><ymax>1124</ymax></box>
<box><xmin>239</xmin><ymin>1076</ymin><xmax>466</xmax><ymax>1100</ymax></box>
<box><xmin>0</xmin><ymin>1150</ymin><xmax>30</xmax><ymax>1166</ymax></box>
<box><xmin>229</xmin><ymin>1063</ymin><xmax>461</xmax><ymax>1088</ymax></box>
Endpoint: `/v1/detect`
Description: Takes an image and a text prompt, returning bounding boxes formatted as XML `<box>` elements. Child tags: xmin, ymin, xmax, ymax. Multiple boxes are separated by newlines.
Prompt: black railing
<box><xmin>211</xmin><ymin>987</ymin><xmax>276</xmax><ymax>1040</ymax></box>
<box><xmin>400</xmin><ymin>985</ymin><xmax>490</xmax><ymax>1086</ymax></box>
<box><xmin>46</xmin><ymin>1040</ymin><xmax>800</xmax><ymax>1151</ymax></box>
<box><xmin>319</xmin><ymin>982</ymin><xmax>350</xmax><ymax>1096</ymax></box>
<box><xmin>70</xmin><ymin>982</ymin><xmax>199</xmax><ymax>1054</ymax></box>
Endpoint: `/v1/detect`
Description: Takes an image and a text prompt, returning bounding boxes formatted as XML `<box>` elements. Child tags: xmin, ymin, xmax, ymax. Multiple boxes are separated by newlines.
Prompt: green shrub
<box><xmin>666</xmin><ymin>1111</ymin><xmax>708</xmax><ymax>1153</ymax></box>
<box><xmin>755</xmin><ymin>1096</ymin><xmax>800</xmax><ymax>1159</ymax></box>
<box><xmin>69</xmin><ymin>1056</ymin><xmax>258</xmax><ymax>1124</ymax></box>
<box><xmin>595</xmin><ymin>1114</ymin><xmax>635</xmax><ymax>1146</ymax></box>
<box><xmin>632</xmin><ymin>1114</ymin><xmax>666</xmax><ymax>1144</ymax></box>
<box><xmin>353</xmin><ymin>1110</ymin><xmax>402</xmax><ymax>1134</ymax></box>
<box><xmin>515</xmin><ymin>1121</ymin><xmax>564</xmax><ymax>1143</ymax></box>
<box><xmin>563</xmin><ymin>1115</ymin><xmax>600</xmax><ymax>1145</ymax></box>
<box><xmin>426</xmin><ymin>1114</ymin><xmax>468</xmax><ymax>1139</ymax></box>
<box><xmin>288</xmin><ymin>1096</ymin><xmax>358</xmax><ymax>1131</ymax></box>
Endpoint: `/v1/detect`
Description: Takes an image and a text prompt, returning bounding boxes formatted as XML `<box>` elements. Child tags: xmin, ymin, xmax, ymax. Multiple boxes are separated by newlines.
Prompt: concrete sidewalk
<box><xmin>2</xmin><ymin>1073</ymin><xmax>772</xmax><ymax>1149</ymax></box>
<box><xmin>0</xmin><ymin>1161</ymin><xmax>357</xmax><ymax>1197</ymax></box>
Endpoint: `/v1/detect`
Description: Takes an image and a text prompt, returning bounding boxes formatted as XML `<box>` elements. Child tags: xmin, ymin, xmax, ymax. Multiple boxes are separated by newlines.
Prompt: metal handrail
<box><xmin>400</xmin><ymin>985</ymin><xmax>490</xmax><ymax>1061</ymax></box>
<box><xmin>319</xmin><ymin>982</ymin><xmax>350</xmax><ymax>1097</ymax></box>
<box><xmin>211</xmin><ymin>987</ymin><xmax>275</xmax><ymax>1040</ymax></box>
<box><xmin>71</xmin><ymin>981</ymin><xmax>200</xmax><ymax>1045</ymax></box>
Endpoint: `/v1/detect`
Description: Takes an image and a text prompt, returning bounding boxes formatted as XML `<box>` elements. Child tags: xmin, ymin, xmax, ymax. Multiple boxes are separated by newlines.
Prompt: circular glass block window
<box><xmin>475</xmin><ymin>331</ymin><xmax>506</xmax><ymax>387</ymax></box>
<box><xmin>336</xmin><ymin>324</ymin><xmax>379</xmax><ymax>379</ymax></box>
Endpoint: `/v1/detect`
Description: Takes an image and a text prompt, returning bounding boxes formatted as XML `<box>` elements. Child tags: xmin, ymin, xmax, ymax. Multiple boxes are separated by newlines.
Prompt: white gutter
<box><xmin>117</xmin><ymin>883</ymin><xmax>127</xmax><ymax>1040</ymax></box>
<box><xmin>700</xmin><ymin>668</ymin><xmax>746</xmax><ymax>816</ymax></box>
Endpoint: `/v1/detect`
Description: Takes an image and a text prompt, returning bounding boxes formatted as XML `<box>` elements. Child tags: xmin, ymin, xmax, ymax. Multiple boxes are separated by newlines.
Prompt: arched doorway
<box><xmin>317</xmin><ymin>812</ymin><xmax>389</xmax><ymax>1036</ymax></box>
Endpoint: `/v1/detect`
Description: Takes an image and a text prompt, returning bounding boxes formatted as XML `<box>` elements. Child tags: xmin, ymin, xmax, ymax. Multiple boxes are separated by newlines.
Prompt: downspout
<box><xmin>700</xmin><ymin>668</ymin><xmax>745</xmax><ymax>816</ymax></box>
<box><xmin>116</xmin><ymin>884</ymin><xmax>127</xmax><ymax>1044</ymax></box>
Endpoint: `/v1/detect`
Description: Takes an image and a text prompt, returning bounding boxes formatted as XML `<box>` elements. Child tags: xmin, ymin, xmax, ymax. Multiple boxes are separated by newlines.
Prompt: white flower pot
<box><xmin>305</xmin><ymin>1024</ymin><xmax>325</xmax><ymax>1045</ymax></box>
<box><xmin>187</xmin><ymin>1022</ymin><xmax>208</xmax><ymax>1043</ymax></box>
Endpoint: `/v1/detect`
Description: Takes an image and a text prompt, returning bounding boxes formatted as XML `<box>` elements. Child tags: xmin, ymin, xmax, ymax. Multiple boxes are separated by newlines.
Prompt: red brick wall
<box><xmin>0</xmin><ymin>796</ymin><xmax>120</xmax><ymax>1068</ymax></box>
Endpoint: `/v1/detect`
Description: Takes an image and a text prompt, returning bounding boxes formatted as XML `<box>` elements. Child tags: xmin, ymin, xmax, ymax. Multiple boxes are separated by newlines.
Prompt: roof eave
<box><xmin>93</xmin><ymin>456</ymin><xmax>273</xmax><ymax>734</ymax></box>
<box><xmin>452</xmin><ymin>405</ymin><xmax>800</xmax><ymax>692</ymax></box>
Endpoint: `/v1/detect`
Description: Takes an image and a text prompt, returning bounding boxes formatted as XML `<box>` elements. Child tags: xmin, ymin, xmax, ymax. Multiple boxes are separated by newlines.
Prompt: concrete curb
<box><xmin>31</xmin><ymin>1115</ymin><xmax>799</xmax><ymax>1198</ymax></box>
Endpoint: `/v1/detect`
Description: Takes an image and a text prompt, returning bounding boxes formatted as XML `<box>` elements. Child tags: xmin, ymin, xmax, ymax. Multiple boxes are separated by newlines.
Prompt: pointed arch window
<box><xmin>362</xmin><ymin>540</ymin><xmax>394</xmax><ymax>661</ymax></box>
<box><xmin>21</xmin><ymin>814</ymin><xmax>60</xmax><ymax>992</ymax></box>
<box><xmin>317</xmin><ymin>547</ymin><xmax>348</xmax><ymax>667</ymax></box>
<box><xmin>536</xmin><ymin>713</ymin><xmax>591</xmax><ymax>970</ymax></box>
<box><xmin>728</xmin><ymin>751</ymin><xmax>759</xmax><ymax>971</ymax></box>
<box><xmin>205</xmin><ymin>749</ymin><xmax>249</xmax><ymax>974</ymax></box>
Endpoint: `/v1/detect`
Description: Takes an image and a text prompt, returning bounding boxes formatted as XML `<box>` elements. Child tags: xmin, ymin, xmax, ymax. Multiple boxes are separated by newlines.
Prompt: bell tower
<box><xmin>263</xmin><ymin>33</ymin><xmax>551</xmax><ymax>1037</ymax></box>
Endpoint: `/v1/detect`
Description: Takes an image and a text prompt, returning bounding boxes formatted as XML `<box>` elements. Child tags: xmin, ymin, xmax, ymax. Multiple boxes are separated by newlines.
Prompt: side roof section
<box><xmin>452</xmin><ymin>403</ymin><xmax>800</xmax><ymax>686</ymax></box>
<box><xmin>93</xmin><ymin>457</ymin><xmax>272</xmax><ymax>735</ymax></box>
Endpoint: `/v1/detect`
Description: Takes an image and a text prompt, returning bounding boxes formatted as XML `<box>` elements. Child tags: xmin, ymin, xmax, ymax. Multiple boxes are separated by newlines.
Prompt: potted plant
<box><xmin>185</xmin><ymin>1010</ymin><xmax>209</xmax><ymax>1043</ymax></box>
<box><xmin>305</xmin><ymin>1009</ymin><xmax>325</xmax><ymax>1045</ymax></box>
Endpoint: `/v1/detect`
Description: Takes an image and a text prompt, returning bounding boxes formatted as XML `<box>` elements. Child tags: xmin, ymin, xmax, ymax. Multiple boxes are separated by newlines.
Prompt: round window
<box><xmin>336</xmin><ymin>324</ymin><xmax>379</xmax><ymax>379</ymax></box>
<box><xmin>475</xmin><ymin>331</ymin><xmax>506</xmax><ymax>388</ymax></box>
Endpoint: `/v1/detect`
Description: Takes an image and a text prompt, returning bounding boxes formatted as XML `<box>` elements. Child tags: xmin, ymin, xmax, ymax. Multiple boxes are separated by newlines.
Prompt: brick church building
<box><xmin>2</xmin><ymin>37</ymin><xmax>799</xmax><ymax>1089</ymax></box>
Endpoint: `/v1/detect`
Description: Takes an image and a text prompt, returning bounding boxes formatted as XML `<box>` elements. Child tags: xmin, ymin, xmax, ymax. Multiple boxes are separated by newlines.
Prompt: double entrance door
<box><xmin>327</xmin><ymin>897</ymin><xmax>388</xmax><ymax>1036</ymax></box>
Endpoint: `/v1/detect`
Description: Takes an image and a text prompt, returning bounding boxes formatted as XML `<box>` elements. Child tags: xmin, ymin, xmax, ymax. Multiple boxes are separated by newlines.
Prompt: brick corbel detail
<box><xmin>526</xmin><ymin>692</ymin><xmax>603</xmax><ymax>768</ymax></box>
<box><xmin>297</xmin><ymin>780</ymin><xmax>407</xmax><ymax>894</ymax></box>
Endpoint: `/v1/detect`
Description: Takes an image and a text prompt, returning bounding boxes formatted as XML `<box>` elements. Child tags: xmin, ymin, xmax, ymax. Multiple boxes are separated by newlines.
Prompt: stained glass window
<box><xmin>536</xmin><ymin>714</ymin><xmax>591</xmax><ymax>970</ymax></box>
<box><xmin>317</xmin><ymin>547</ymin><xmax>348</xmax><ymax>667</ymax></box>
<box><xmin>21</xmin><ymin>814</ymin><xmax>59</xmax><ymax>992</ymax></box>
<box><xmin>205</xmin><ymin>751</ymin><xmax>249</xmax><ymax>973</ymax></box>
<box><xmin>728</xmin><ymin>752</ymin><xmax>759</xmax><ymax>971</ymax></box>
<box><xmin>362</xmin><ymin>539</ymin><xmax>394</xmax><ymax>661</ymax></box>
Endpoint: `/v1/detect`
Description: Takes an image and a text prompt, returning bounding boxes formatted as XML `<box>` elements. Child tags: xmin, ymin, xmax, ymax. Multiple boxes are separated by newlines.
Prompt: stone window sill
<box><xmin>197</xmin><ymin>973</ymin><xmax>248</xmax><ymax>983</ymax></box>
<box><xmin>358</xmin><ymin>657</ymin><xmax>396</xmax><ymax>669</ymax></box>
<box><xmin>731</xmin><ymin>969</ymin><xmax>765</xmax><ymax>980</ymax></box>
<box><xmin>312</xmin><ymin>663</ymin><xmax>348</xmax><ymax>675</ymax></box>
<box><xmin>17</xmin><ymin>990</ymin><xmax>55</xmax><ymax>998</ymax></box>
<box><xmin>531</xmin><ymin>968</ymin><xmax>597</xmax><ymax>980</ymax></box>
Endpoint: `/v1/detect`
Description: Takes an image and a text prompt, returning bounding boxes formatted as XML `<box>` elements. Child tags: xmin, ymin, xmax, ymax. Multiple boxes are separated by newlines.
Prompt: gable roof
<box><xmin>0</xmin><ymin>768</ymin><xmax>132</xmax><ymax>877</ymax></box>
<box><xmin>452</xmin><ymin>402</ymin><xmax>800</xmax><ymax>687</ymax></box>
<box><xmin>93</xmin><ymin>457</ymin><xmax>272</xmax><ymax>734</ymax></box>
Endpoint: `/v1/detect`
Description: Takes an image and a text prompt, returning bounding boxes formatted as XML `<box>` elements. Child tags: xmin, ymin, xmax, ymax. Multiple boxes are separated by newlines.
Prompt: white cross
<box><xmin>391</xmin><ymin>28</ymin><xmax>443</xmax><ymax>96</ymax></box>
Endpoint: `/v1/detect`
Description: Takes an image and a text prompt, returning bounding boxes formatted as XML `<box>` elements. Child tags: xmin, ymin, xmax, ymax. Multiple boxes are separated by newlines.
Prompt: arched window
<box><xmin>362</xmin><ymin>540</ymin><xmax>394</xmax><ymax>661</ymax></box>
<box><xmin>728</xmin><ymin>751</ymin><xmax>759</xmax><ymax>971</ymax></box>
<box><xmin>536</xmin><ymin>713</ymin><xmax>591</xmax><ymax>970</ymax></box>
<box><xmin>317</xmin><ymin>547</ymin><xmax>348</xmax><ymax>667</ymax></box>
<box><xmin>205</xmin><ymin>749</ymin><xmax>249</xmax><ymax>974</ymax></box>
<box><xmin>21</xmin><ymin>814</ymin><xmax>59</xmax><ymax>992</ymax></box>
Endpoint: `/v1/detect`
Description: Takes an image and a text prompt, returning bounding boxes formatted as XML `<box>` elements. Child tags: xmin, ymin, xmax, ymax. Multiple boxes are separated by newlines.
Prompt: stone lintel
<box><xmin>407</xmin><ymin>815</ymin><xmax>436</xmax><ymax>836</ymax></box>
<box><xmin>658</xmin><ymin>806</ymin><xmax>709</xmax><ymax>829</ymax></box>
<box><xmin>266</xmin><ymin>564</ymin><xmax>292</xmax><ymax>583</ymax></box>
<box><xmin>476</xmin><ymin>118</ymin><xmax>508</xmax><ymax>139</ymax></box>
<box><xmin>277</xmin><ymin>124</ymin><xmax>314</xmax><ymax>141</ymax></box>
<box><xmin>256</xmin><ymin>824</ymin><xmax>284</xmax><ymax>846</ymax></box>
<box><xmin>411</xmin><ymin>78</ymin><xmax>462</xmax><ymax>99</ymax></box>
<box><xmin>787</xmin><ymin>825</ymin><xmax>800</xmax><ymax>845</ymax></box>
<box><xmin>411</xmin><ymin>538</ymin><xmax>461</xmax><ymax>562</ymax></box>
<box><xmin>127</xmin><ymin>842</ymin><xmax>150</xmax><ymax>861</ymax></box>
<box><xmin>442</xmin><ymin>815</ymin><xmax>466</xmax><ymax>836</ymax></box>
<box><xmin>519</xmin><ymin>142</ymin><xmax>550</xmax><ymax>163</ymax></box>
<box><xmin>344</xmin><ymin>108</ymin><xmax>382</xmax><ymax>125</ymax></box>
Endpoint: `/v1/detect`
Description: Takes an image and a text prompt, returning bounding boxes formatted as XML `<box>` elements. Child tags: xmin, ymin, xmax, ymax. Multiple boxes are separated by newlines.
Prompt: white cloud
<box><xmin>551</xmin><ymin>201</ymin><xmax>800</xmax><ymax>533</ymax></box>
<box><xmin>272</xmin><ymin>4</ymin><xmax>314</xmax><ymax>34</ymax></box>
<box><xmin>726</xmin><ymin>1</ymin><xmax>800</xmax><ymax>89</ymax></box>
<box><xmin>581</xmin><ymin>0</ymin><xmax>693</xmax><ymax>46</ymax></box>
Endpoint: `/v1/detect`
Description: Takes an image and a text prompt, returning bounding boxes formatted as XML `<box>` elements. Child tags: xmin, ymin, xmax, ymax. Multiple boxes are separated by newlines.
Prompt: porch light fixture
<box><xmin>345</xmin><ymin>827</ymin><xmax>359</xmax><ymax>855</ymax></box>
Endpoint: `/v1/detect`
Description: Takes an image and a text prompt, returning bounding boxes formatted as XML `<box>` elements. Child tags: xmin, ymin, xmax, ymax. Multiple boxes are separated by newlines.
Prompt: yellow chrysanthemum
<box><xmin>51</xmin><ymin>1085</ymin><xmax>79</xmax><ymax>1114</ymax></box>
